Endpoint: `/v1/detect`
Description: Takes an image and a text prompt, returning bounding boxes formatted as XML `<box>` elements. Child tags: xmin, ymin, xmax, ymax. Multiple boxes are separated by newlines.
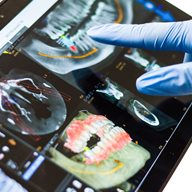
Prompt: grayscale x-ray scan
<box><xmin>18</xmin><ymin>0</ymin><xmax>133</xmax><ymax>74</ymax></box>
<box><xmin>0</xmin><ymin>70</ymin><xmax>66</xmax><ymax>135</ymax></box>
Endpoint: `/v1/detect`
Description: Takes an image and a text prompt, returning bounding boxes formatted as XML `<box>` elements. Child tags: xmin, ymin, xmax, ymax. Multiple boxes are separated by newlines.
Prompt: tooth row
<box><xmin>84</xmin><ymin>126</ymin><xmax>131</xmax><ymax>164</ymax></box>
<box><xmin>64</xmin><ymin>112</ymin><xmax>132</xmax><ymax>165</ymax></box>
<box><xmin>91</xmin><ymin>2</ymin><xmax>116</xmax><ymax>23</ymax></box>
<box><xmin>89</xmin><ymin>119</ymin><xmax>114</xmax><ymax>134</ymax></box>
<box><xmin>44</xmin><ymin>0</ymin><xmax>95</xmax><ymax>37</ymax></box>
<box><xmin>36</xmin><ymin>0</ymin><xmax>118</xmax><ymax>52</ymax></box>
<box><xmin>71</xmin><ymin>29</ymin><xmax>98</xmax><ymax>52</ymax></box>
<box><xmin>36</xmin><ymin>0</ymin><xmax>91</xmax><ymax>39</ymax></box>
<box><xmin>68</xmin><ymin>118</ymin><xmax>114</xmax><ymax>153</ymax></box>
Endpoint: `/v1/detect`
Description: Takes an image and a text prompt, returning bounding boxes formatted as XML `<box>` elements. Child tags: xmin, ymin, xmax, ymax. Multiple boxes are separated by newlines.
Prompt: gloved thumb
<box><xmin>136</xmin><ymin>62</ymin><xmax>192</xmax><ymax>96</ymax></box>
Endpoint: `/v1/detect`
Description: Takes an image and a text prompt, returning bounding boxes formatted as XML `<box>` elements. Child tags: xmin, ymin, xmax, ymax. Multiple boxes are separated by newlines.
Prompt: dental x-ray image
<box><xmin>0</xmin><ymin>69</ymin><xmax>67</xmax><ymax>135</ymax></box>
<box><xmin>124</xmin><ymin>48</ymin><xmax>161</xmax><ymax>72</ymax></box>
<box><xmin>17</xmin><ymin>0</ymin><xmax>133</xmax><ymax>74</ymax></box>
<box><xmin>48</xmin><ymin>111</ymin><xmax>150</xmax><ymax>190</ymax></box>
<box><xmin>96</xmin><ymin>78</ymin><xmax>177</xmax><ymax>130</ymax></box>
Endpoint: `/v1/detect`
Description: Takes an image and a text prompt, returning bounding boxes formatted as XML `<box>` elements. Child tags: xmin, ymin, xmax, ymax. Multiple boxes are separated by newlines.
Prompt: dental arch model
<box><xmin>49</xmin><ymin>111</ymin><xmax>150</xmax><ymax>189</ymax></box>
<box><xmin>64</xmin><ymin>111</ymin><xmax>131</xmax><ymax>164</ymax></box>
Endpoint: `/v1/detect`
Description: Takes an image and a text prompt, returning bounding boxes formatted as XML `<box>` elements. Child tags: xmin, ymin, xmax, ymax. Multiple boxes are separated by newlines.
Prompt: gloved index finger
<box><xmin>87</xmin><ymin>20</ymin><xmax>192</xmax><ymax>53</ymax></box>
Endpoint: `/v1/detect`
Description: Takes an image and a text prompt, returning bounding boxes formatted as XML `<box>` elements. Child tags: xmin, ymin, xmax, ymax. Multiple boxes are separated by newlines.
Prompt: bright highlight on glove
<box><xmin>87</xmin><ymin>20</ymin><xmax>192</xmax><ymax>96</ymax></box>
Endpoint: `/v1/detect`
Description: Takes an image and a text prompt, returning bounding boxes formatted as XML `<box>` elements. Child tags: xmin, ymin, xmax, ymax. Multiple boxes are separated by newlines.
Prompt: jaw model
<box><xmin>49</xmin><ymin>111</ymin><xmax>150</xmax><ymax>190</ymax></box>
<box><xmin>18</xmin><ymin>0</ymin><xmax>133</xmax><ymax>74</ymax></box>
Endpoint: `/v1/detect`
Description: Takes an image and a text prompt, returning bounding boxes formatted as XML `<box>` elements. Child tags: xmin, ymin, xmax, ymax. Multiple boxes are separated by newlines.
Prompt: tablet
<box><xmin>0</xmin><ymin>0</ymin><xmax>191</xmax><ymax>192</ymax></box>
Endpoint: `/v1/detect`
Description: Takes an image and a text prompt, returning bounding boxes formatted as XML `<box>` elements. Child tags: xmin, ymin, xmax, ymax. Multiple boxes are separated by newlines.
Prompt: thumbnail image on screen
<box><xmin>48</xmin><ymin>111</ymin><xmax>150</xmax><ymax>190</ymax></box>
<box><xmin>124</xmin><ymin>48</ymin><xmax>162</xmax><ymax>72</ymax></box>
<box><xmin>18</xmin><ymin>0</ymin><xmax>133</xmax><ymax>74</ymax></box>
<box><xmin>96</xmin><ymin>77</ymin><xmax>177</xmax><ymax>130</ymax></box>
<box><xmin>0</xmin><ymin>69</ymin><xmax>66</xmax><ymax>135</ymax></box>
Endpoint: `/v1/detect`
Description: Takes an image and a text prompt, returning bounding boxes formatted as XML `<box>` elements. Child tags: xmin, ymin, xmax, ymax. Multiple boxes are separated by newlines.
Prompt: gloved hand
<box><xmin>87</xmin><ymin>20</ymin><xmax>192</xmax><ymax>96</ymax></box>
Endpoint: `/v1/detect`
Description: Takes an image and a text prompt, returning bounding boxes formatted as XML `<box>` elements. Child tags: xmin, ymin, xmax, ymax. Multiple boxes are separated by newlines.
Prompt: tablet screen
<box><xmin>0</xmin><ymin>0</ymin><xmax>191</xmax><ymax>191</ymax></box>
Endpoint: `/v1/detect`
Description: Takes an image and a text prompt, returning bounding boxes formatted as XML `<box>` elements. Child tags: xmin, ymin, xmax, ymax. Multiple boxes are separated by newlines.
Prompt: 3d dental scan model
<box><xmin>0</xmin><ymin>69</ymin><xmax>67</xmax><ymax>135</ymax></box>
<box><xmin>48</xmin><ymin>111</ymin><xmax>150</xmax><ymax>190</ymax></box>
<box><xmin>18</xmin><ymin>0</ymin><xmax>133</xmax><ymax>74</ymax></box>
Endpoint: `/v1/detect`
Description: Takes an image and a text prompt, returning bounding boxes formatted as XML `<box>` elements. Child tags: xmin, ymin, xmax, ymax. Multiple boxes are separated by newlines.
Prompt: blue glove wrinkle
<box><xmin>87</xmin><ymin>20</ymin><xmax>192</xmax><ymax>53</ymax></box>
<box><xmin>182</xmin><ymin>20</ymin><xmax>192</xmax><ymax>53</ymax></box>
<box><xmin>184</xmin><ymin>53</ymin><xmax>192</xmax><ymax>62</ymax></box>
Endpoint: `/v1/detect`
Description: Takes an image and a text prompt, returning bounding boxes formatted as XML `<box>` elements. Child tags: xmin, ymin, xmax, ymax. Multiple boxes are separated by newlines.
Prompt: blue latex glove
<box><xmin>87</xmin><ymin>20</ymin><xmax>192</xmax><ymax>96</ymax></box>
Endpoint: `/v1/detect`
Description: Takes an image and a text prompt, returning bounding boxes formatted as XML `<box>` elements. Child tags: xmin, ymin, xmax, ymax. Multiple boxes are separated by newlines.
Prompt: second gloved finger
<box><xmin>136</xmin><ymin>62</ymin><xmax>192</xmax><ymax>96</ymax></box>
<box><xmin>87</xmin><ymin>20</ymin><xmax>192</xmax><ymax>53</ymax></box>
<box><xmin>184</xmin><ymin>53</ymin><xmax>192</xmax><ymax>62</ymax></box>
